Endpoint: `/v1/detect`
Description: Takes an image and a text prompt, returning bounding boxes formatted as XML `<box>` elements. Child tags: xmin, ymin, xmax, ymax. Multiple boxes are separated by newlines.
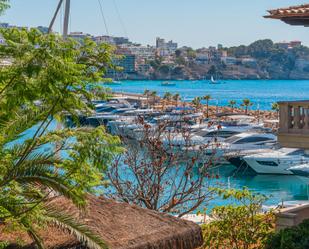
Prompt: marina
<box><xmin>65</xmin><ymin>92</ymin><xmax>309</xmax><ymax>210</ymax></box>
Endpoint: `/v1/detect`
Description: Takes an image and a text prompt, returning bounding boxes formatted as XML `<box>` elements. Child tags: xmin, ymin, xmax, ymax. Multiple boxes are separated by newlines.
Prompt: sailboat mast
<box><xmin>48</xmin><ymin>0</ymin><xmax>64</xmax><ymax>34</ymax></box>
<box><xmin>63</xmin><ymin>0</ymin><xmax>71</xmax><ymax>38</ymax></box>
<box><xmin>48</xmin><ymin>0</ymin><xmax>70</xmax><ymax>38</ymax></box>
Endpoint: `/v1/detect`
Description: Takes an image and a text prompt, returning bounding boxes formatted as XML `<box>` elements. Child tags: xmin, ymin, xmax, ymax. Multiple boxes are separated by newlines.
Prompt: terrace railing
<box><xmin>278</xmin><ymin>101</ymin><xmax>309</xmax><ymax>149</ymax></box>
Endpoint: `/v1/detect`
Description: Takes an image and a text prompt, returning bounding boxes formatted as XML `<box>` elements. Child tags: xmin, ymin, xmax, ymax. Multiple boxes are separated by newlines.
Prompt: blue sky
<box><xmin>2</xmin><ymin>0</ymin><xmax>309</xmax><ymax>48</ymax></box>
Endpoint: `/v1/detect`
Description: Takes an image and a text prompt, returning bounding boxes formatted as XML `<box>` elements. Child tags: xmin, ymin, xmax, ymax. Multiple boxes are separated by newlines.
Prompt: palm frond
<box><xmin>15</xmin><ymin>175</ymin><xmax>85</xmax><ymax>208</ymax></box>
<box><xmin>0</xmin><ymin>108</ymin><xmax>46</xmax><ymax>145</ymax></box>
<box><xmin>1</xmin><ymin>159</ymin><xmax>84</xmax><ymax>207</ymax></box>
<box><xmin>19</xmin><ymin>219</ymin><xmax>45</xmax><ymax>249</ymax></box>
<box><xmin>45</xmin><ymin>205</ymin><xmax>109</xmax><ymax>249</ymax></box>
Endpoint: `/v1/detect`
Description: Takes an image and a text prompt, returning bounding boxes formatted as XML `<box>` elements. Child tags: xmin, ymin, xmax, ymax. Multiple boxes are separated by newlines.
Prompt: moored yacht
<box><xmin>187</xmin><ymin>132</ymin><xmax>277</xmax><ymax>161</ymax></box>
<box><xmin>243</xmin><ymin>148</ymin><xmax>309</xmax><ymax>175</ymax></box>
<box><xmin>288</xmin><ymin>164</ymin><xmax>309</xmax><ymax>184</ymax></box>
<box><xmin>161</xmin><ymin>81</ymin><xmax>176</xmax><ymax>86</ymax></box>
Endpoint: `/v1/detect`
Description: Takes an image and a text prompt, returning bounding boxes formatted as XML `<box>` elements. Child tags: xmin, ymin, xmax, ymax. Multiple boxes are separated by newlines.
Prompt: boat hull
<box><xmin>243</xmin><ymin>157</ymin><xmax>306</xmax><ymax>175</ymax></box>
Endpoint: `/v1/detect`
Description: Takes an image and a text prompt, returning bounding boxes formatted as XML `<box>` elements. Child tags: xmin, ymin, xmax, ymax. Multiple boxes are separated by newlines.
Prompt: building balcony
<box><xmin>278</xmin><ymin>100</ymin><xmax>309</xmax><ymax>149</ymax></box>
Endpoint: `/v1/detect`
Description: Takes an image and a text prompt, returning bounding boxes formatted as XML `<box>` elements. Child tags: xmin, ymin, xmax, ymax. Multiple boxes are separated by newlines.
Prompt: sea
<box><xmin>106</xmin><ymin>79</ymin><xmax>309</xmax><ymax>208</ymax></box>
<box><xmin>106</xmin><ymin>79</ymin><xmax>309</xmax><ymax>110</ymax></box>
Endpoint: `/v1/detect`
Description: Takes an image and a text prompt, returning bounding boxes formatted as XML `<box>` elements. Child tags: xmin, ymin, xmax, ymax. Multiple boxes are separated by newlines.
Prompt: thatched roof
<box><xmin>265</xmin><ymin>4</ymin><xmax>309</xmax><ymax>26</ymax></box>
<box><xmin>1</xmin><ymin>196</ymin><xmax>203</xmax><ymax>249</ymax></box>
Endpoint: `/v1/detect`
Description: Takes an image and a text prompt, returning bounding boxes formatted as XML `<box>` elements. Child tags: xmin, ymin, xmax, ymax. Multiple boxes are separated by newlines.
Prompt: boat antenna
<box><xmin>49</xmin><ymin>0</ymin><xmax>71</xmax><ymax>38</ymax></box>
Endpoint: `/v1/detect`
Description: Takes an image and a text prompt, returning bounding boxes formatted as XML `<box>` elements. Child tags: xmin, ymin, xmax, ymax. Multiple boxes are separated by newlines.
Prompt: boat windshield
<box><xmin>224</xmin><ymin>135</ymin><xmax>242</xmax><ymax>144</ymax></box>
<box><xmin>278</xmin><ymin>148</ymin><xmax>304</xmax><ymax>155</ymax></box>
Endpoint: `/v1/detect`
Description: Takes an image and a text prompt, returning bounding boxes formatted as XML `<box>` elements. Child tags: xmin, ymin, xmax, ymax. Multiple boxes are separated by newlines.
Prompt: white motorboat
<box><xmin>244</xmin><ymin>148</ymin><xmax>309</xmax><ymax>175</ymax></box>
<box><xmin>187</xmin><ymin>132</ymin><xmax>277</xmax><ymax>161</ymax></box>
<box><xmin>289</xmin><ymin>164</ymin><xmax>309</xmax><ymax>184</ymax></box>
<box><xmin>192</xmin><ymin>123</ymin><xmax>269</xmax><ymax>143</ymax></box>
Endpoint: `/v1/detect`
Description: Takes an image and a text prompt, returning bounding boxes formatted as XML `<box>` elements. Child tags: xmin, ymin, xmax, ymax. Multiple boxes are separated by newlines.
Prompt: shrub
<box><xmin>201</xmin><ymin>188</ymin><xmax>275</xmax><ymax>249</ymax></box>
<box><xmin>265</xmin><ymin>219</ymin><xmax>309</xmax><ymax>249</ymax></box>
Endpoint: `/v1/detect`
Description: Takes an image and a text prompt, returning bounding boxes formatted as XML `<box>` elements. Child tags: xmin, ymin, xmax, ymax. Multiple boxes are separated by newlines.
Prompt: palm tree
<box><xmin>0</xmin><ymin>115</ymin><xmax>112</xmax><ymax>249</ymax></box>
<box><xmin>228</xmin><ymin>100</ymin><xmax>237</xmax><ymax>112</ymax></box>
<box><xmin>192</xmin><ymin>97</ymin><xmax>202</xmax><ymax>110</ymax></box>
<box><xmin>272</xmin><ymin>102</ymin><xmax>280</xmax><ymax>118</ymax></box>
<box><xmin>241</xmin><ymin>98</ymin><xmax>253</xmax><ymax>114</ymax></box>
<box><xmin>163</xmin><ymin>92</ymin><xmax>172</xmax><ymax>109</ymax></box>
<box><xmin>163</xmin><ymin>92</ymin><xmax>172</xmax><ymax>101</ymax></box>
<box><xmin>150</xmin><ymin>91</ymin><xmax>157</xmax><ymax>107</ymax></box>
<box><xmin>143</xmin><ymin>89</ymin><xmax>150</xmax><ymax>107</ymax></box>
<box><xmin>203</xmin><ymin>95</ymin><xmax>212</xmax><ymax>118</ymax></box>
<box><xmin>173</xmin><ymin>93</ymin><xmax>181</xmax><ymax>107</ymax></box>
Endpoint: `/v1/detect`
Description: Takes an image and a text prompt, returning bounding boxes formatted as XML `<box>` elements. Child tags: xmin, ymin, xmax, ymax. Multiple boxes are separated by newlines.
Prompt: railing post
<box><xmin>294</xmin><ymin>106</ymin><xmax>301</xmax><ymax>129</ymax></box>
<box><xmin>279</xmin><ymin>103</ymin><xmax>290</xmax><ymax>132</ymax></box>
<box><xmin>305</xmin><ymin>108</ymin><xmax>309</xmax><ymax>129</ymax></box>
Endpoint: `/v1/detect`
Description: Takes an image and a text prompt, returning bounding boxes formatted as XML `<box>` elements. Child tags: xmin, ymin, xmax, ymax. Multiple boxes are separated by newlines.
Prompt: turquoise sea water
<box><xmin>207</xmin><ymin>165</ymin><xmax>309</xmax><ymax>209</ymax></box>
<box><xmin>107</xmin><ymin>79</ymin><xmax>309</xmax><ymax>110</ymax></box>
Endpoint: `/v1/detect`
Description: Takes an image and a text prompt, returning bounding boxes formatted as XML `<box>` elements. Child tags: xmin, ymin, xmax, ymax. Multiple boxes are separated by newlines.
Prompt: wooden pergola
<box><xmin>264</xmin><ymin>4</ymin><xmax>309</xmax><ymax>26</ymax></box>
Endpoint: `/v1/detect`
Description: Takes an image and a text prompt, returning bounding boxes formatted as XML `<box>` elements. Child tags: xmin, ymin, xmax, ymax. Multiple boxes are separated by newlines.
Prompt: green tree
<box><xmin>163</xmin><ymin>92</ymin><xmax>172</xmax><ymax>101</ymax></box>
<box><xmin>265</xmin><ymin>219</ymin><xmax>309</xmax><ymax>249</ymax></box>
<box><xmin>203</xmin><ymin>95</ymin><xmax>212</xmax><ymax>118</ymax></box>
<box><xmin>143</xmin><ymin>89</ymin><xmax>150</xmax><ymax>106</ymax></box>
<box><xmin>271</xmin><ymin>102</ymin><xmax>280</xmax><ymax>118</ymax></box>
<box><xmin>207</xmin><ymin>65</ymin><xmax>217</xmax><ymax>77</ymax></box>
<box><xmin>241</xmin><ymin>99</ymin><xmax>253</xmax><ymax>114</ymax></box>
<box><xmin>162</xmin><ymin>92</ymin><xmax>172</xmax><ymax>109</ymax></box>
<box><xmin>228</xmin><ymin>100</ymin><xmax>237</xmax><ymax>111</ymax></box>
<box><xmin>192</xmin><ymin>97</ymin><xmax>202</xmax><ymax>110</ymax></box>
<box><xmin>150</xmin><ymin>91</ymin><xmax>157</xmax><ymax>107</ymax></box>
<box><xmin>0</xmin><ymin>28</ymin><xmax>122</xmax><ymax>248</ymax></box>
<box><xmin>186</xmin><ymin>49</ymin><xmax>197</xmax><ymax>60</ymax></box>
<box><xmin>0</xmin><ymin>0</ymin><xmax>9</xmax><ymax>14</ymax></box>
<box><xmin>202</xmin><ymin>188</ymin><xmax>274</xmax><ymax>249</ymax></box>
<box><xmin>175</xmin><ymin>49</ymin><xmax>182</xmax><ymax>57</ymax></box>
<box><xmin>158</xmin><ymin>64</ymin><xmax>170</xmax><ymax>75</ymax></box>
<box><xmin>173</xmin><ymin>93</ymin><xmax>181</xmax><ymax>107</ymax></box>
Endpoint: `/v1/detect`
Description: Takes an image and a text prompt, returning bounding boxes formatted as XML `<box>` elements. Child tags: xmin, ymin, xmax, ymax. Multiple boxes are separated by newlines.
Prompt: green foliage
<box><xmin>227</xmin><ymin>39</ymin><xmax>309</xmax><ymax>79</ymax></box>
<box><xmin>229</xmin><ymin>100</ymin><xmax>237</xmax><ymax>110</ymax></box>
<box><xmin>158</xmin><ymin>64</ymin><xmax>171</xmax><ymax>75</ymax></box>
<box><xmin>192</xmin><ymin>97</ymin><xmax>202</xmax><ymax>109</ymax></box>
<box><xmin>202</xmin><ymin>188</ymin><xmax>274</xmax><ymax>249</ymax></box>
<box><xmin>0</xmin><ymin>28</ymin><xmax>122</xmax><ymax>248</ymax></box>
<box><xmin>203</xmin><ymin>95</ymin><xmax>211</xmax><ymax>118</ymax></box>
<box><xmin>265</xmin><ymin>219</ymin><xmax>309</xmax><ymax>249</ymax></box>
<box><xmin>163</xmin><ymin>92</ymin><xmax>172</xmax><ymax>101</ymax></box>
<box><xmin>207</xmin><ymin>65</ymin><xmax>217</xmax><ymax>76</ymax></box>
<box><xmin>0</xmin><ymin>0</ymin><xmax>9</xmax><ymax>15</ymax></box>
<box><xmin>271</xmin><ymin>102</ymin><xmax>279</xmax><ymax>113</ymax></box>
<box><xmin>241</xmin><ymin>99</ymin><xmax>253</xmax><ymax>114</ymax></box>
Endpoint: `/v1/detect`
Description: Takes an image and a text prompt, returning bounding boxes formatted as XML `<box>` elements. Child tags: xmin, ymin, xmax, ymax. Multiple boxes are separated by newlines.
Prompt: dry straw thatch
<box><xmin>1</xmin><ymin>196</ymin><xmax>203</xmax><ymax>249</ymax></box>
